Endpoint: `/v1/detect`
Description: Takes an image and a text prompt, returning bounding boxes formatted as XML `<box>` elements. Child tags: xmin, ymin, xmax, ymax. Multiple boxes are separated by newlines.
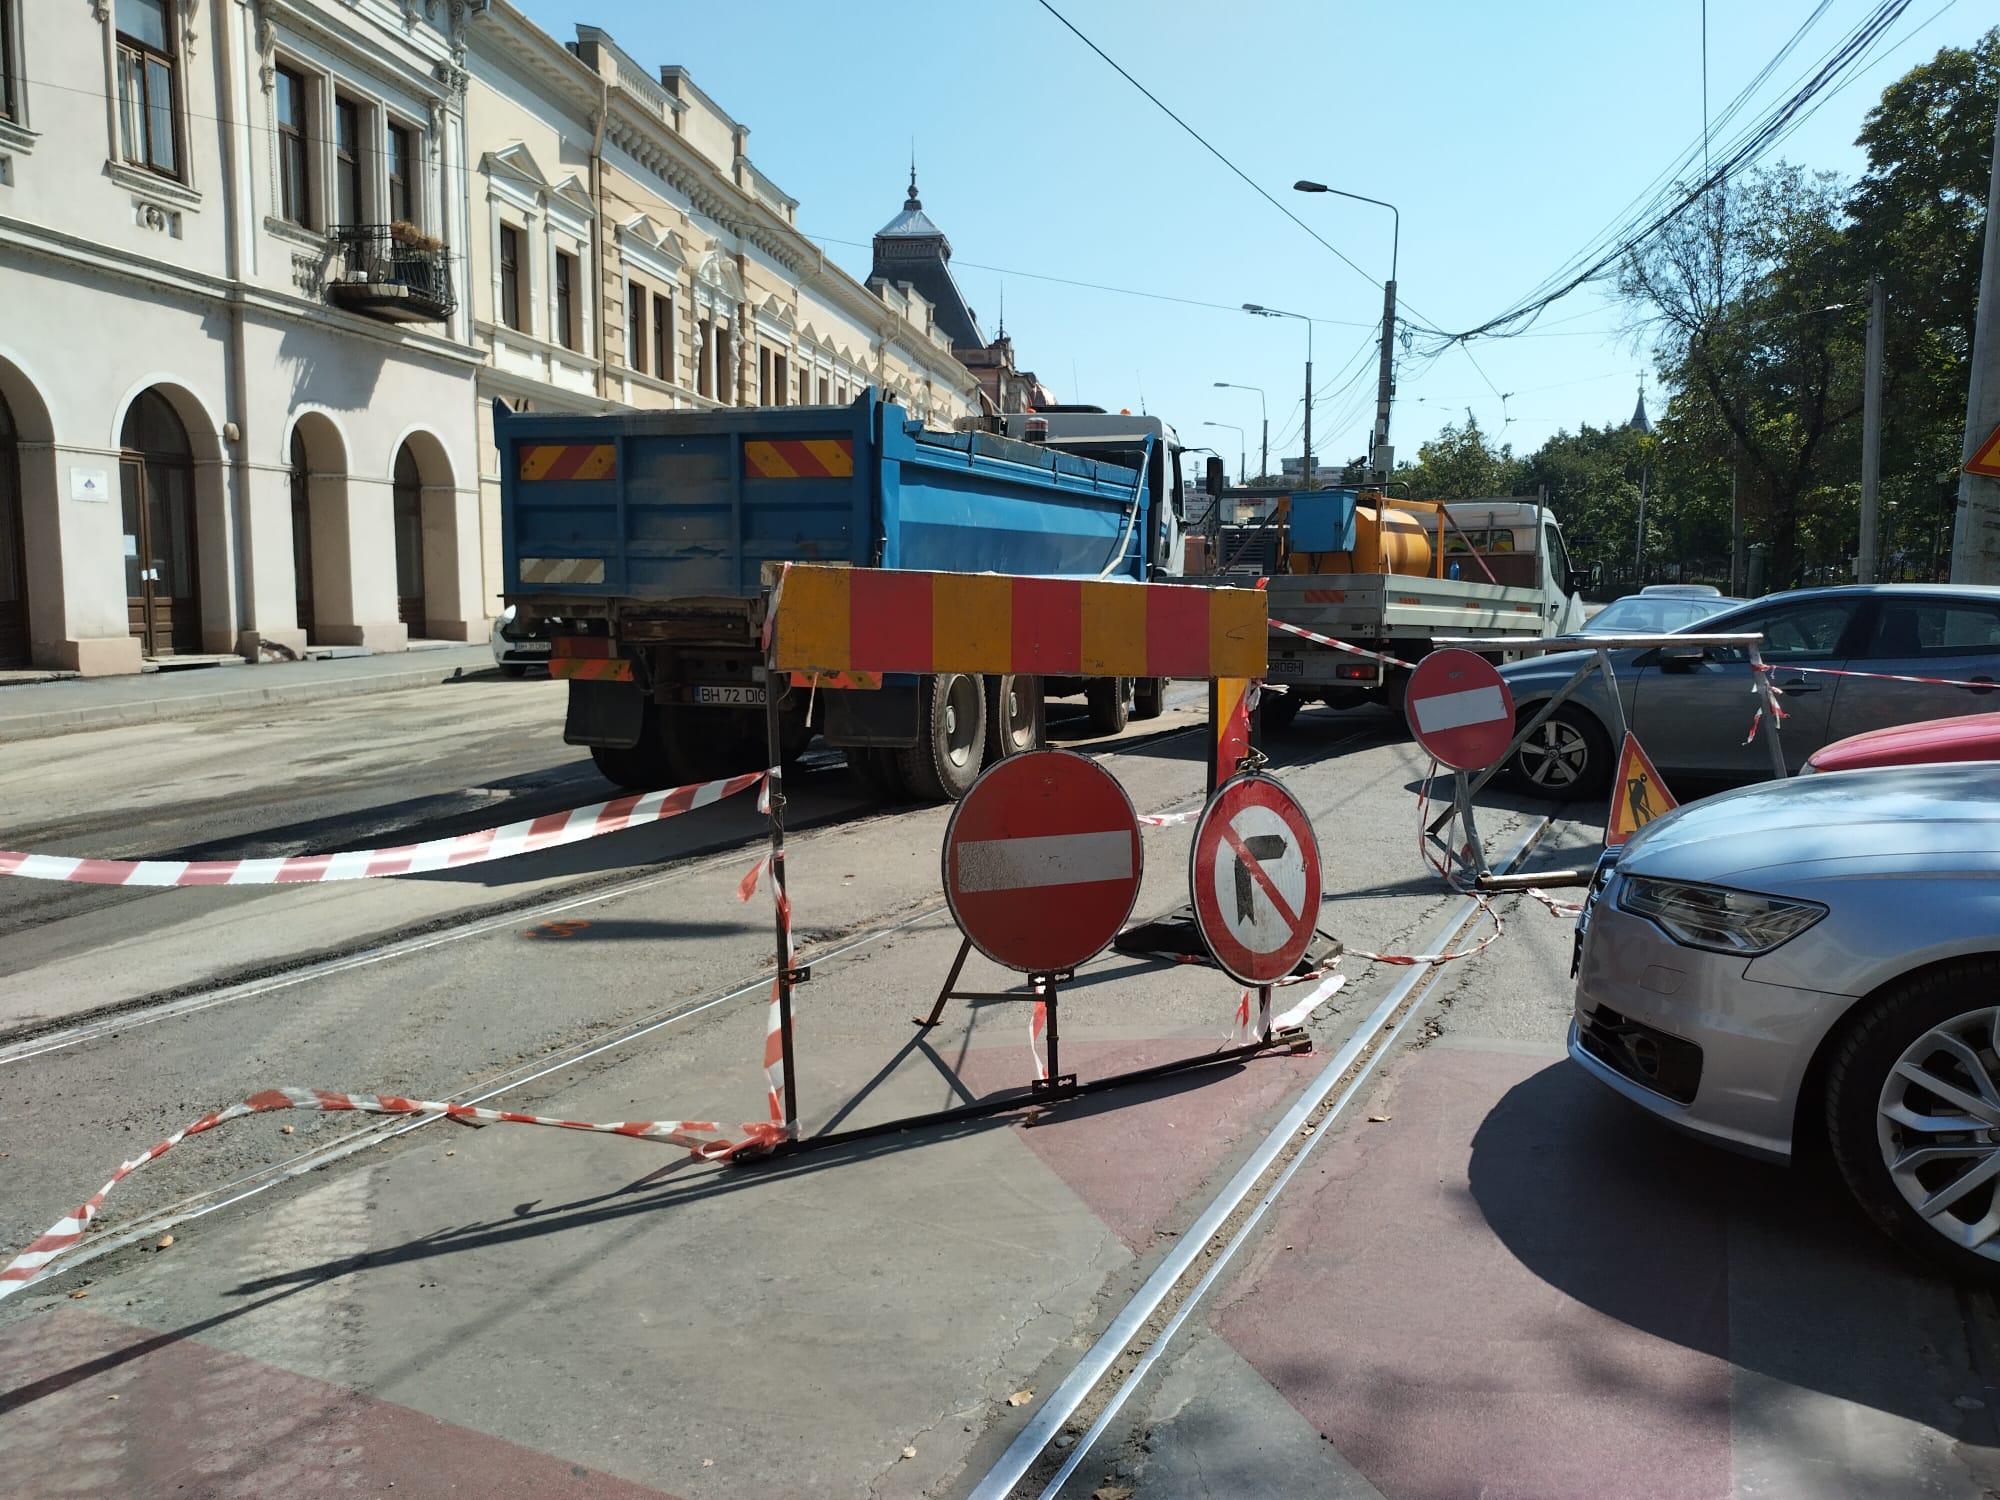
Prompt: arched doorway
<box><xmin>392</xmin><ymin>440</ymin><xmax>426</xmax><ymax>632</ymax></box>
<box><xmin>289</xmin><ymin>428</ymin><xmax>315</xmax><ymax>639</ymax></box>
<box><xmin>120</xmin><ymin>389</ymin><xmax>200</xmax><ymax>657</ymax></box>
<box><xmin>0</xmin><ymin>387</ymin><xmax>26</xmax><ymax>667</ymax></box>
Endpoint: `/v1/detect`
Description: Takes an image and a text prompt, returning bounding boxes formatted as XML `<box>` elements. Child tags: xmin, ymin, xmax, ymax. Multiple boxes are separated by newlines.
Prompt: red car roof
<box><xmin>1807</xmin><ymin>711</ymin><xmax>2000</xmax><ymax>772</ymax></box>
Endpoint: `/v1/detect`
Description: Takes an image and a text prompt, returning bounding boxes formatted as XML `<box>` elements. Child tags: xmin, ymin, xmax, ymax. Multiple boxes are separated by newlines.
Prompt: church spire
<box><xmin>906</xmin><ymin>147</ymin><xmax>921</xmax><ymax>211</ymax></box>
<box><xmin>1627</xmin><ymin>374</ymin><xmax>1652</xmax><ymax>434</ymax></box>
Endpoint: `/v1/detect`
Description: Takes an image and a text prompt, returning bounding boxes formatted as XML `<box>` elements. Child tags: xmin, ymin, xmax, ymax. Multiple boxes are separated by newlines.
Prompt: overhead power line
<box><xmin>1423</xmin><ymin>0</ymin><xmax>1916</xmax><ymax>351</ymax></box>
<box><xmin>1028</xmin><ymin>0</ymin><xmax>1444</xmax><ymax>335</ymax></box>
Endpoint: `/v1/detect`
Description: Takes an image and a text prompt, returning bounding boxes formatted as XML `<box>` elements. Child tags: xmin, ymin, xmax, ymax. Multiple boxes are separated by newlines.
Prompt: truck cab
<box><xmin>998</xmin><ymin>408</ymin><xmax>1187</xmax><ymax>585</ymax></box>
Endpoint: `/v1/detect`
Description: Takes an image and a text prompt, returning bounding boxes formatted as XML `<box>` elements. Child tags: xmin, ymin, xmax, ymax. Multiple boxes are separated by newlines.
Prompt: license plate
<box><xmin>1267</xmin><ymin>658</ymin><xmax>1305</xmax><ymax>678</ymax></box>
<box><xmin>694</xmin><ymin>685</ymin><xmax>764</xmax><ymax>706</ymax></box>
<box><xmin>513</xmin><ymin>640</ymin><xmax>552</xmax><ymax>655</ymax></box>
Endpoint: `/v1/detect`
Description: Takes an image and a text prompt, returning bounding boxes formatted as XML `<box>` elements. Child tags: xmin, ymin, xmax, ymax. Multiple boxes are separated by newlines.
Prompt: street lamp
<box><xmin>1294</xmin><ymin>180</ymin><xmax>1400</xmax><ymax>479</ymax></box>
<box><xmin>1243</xmin><ymin>304</ymin><xmax>1314</xmax><ymax>488</ymax></box>
<box><xmin>1202</xmin><ymin>421</ymin><xmax>1244</xmax><ymax>486</ymax></box>
<box><xmin>1213</xmin><ymin>381</ymin><xmax>1268</xmax><ymax>481</ymax></box>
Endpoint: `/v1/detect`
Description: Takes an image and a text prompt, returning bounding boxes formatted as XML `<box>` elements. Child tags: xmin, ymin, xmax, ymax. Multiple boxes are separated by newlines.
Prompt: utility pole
<box><xmin>1730</xmin><ymin>460</ymin><xmax>1745</xmax><ymax>595</ymax></box>
<box><xmin>1260</xmin><ymin>415</ymin><xmax>1268</xmax><ymax>482</ymax></box>
<box><xmin>1293</xmin><ymin>181</ymin><xmax>1399</xmax><ymax>480</ymax></box>
<box><xmin>1372</xmin><ymin>278</ymin><xmax>1397</xmax><ymax>480</ymax></box>
<box><xmin>1634</xmin><ymin>462</ymin><xmax>1648</xmax><ymax>577</ymax></box>
<box><xmin>1859</xmin><ymin>274</ymin><xmax>1885</xmax><ymax>584</ymax></box>
<box><xmin>1303</xmin><ymin>350</ymin><xmax>1315</xmax><ymax>491</ymax></box>
<box><xmin>1951</xmin><ymin>84</ymin><xmax>2000</xmax><ymax>583</ymax></box>
<box><xmin>1213</xmin><ymin>382</ymin><xmax>1268</xmax><ymax>481</ymax></box>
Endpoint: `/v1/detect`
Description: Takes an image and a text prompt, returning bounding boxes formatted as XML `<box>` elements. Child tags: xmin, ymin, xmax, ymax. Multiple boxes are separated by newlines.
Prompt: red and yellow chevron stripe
<box><xmin>744</xmin><ymin>439</ymin><xmax>855</xmax><ymax>480</ymax></box>
<box><xmin>769</xmin><ymin>566</ymin><xmax>1267</xmax><ymax>680</ymax></box>
<box><xmin>551</xmin><ymin>658</ymin><xmax>634</xmax><ymax>682</ymax></box>
<box><xmin>518</xmin><ymin>443</ymin><xmax>617</xmax><ymax>482</ymax></box>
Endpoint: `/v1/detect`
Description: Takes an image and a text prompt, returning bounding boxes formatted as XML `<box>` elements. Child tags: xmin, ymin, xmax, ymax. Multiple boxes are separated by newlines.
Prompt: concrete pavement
<box><xmin>3</xmin><ymin>695</ymin><xmax>1996</xmax><ymax>1499</ymax></box>
<box><xmin>0</xmin><ymin>643</ymin><xmax>494</xmax><ymax>742</ymax></box>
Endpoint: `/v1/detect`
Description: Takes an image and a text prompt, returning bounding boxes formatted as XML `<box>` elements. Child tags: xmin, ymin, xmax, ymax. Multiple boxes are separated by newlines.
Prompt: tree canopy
<box><xmin>1394</xmin><ymin>27</ymin><xmax>1996</xmax><ymax>592</ymax></box>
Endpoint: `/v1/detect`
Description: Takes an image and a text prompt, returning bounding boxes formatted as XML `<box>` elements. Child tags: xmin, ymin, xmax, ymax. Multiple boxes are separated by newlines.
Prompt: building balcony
<box><xmin>326</xmin><ymin>224</ymin><xmax>456</xmax><ymax>324</ymax></box>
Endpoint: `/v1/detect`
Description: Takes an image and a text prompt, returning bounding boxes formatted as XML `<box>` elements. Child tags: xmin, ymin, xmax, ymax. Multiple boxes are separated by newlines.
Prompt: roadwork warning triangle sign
<box><xmin>1966</xmin><ymin>422</ymin><xmax>2000</xmax><ymax>479</ymax></box>
<box><xmin>1607</xmin><ymin>733</ymin><xmax>1677</xmax><ymax>847</ymax></box>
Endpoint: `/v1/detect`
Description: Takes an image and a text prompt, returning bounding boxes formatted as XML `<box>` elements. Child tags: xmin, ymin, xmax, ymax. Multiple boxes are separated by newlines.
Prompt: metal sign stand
<box><xmin>742</xmin><ymin>569</ymin><xmax>1309</xmax><ymax>1161</ymax></box>
<box><xmin>762</xmin><ymin>654</ymin><xmax>804</xmax><ymax>1135</ymax></box>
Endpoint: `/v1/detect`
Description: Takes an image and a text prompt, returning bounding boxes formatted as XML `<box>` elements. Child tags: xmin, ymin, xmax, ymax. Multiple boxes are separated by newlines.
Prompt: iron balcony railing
<box><xmin>326</xmin><ymin>224</ymin><xmax>456</xmax><ymax>324</ymax></box>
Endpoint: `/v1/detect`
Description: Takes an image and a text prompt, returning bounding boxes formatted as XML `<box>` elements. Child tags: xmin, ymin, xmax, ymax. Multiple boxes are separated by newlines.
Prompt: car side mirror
<box><xmin>1566</xmin><ymin>568</ymin><xmax>1591</xmax><ymax>593</ymax></box>
<box><xmin>1657</xmin><ymin>644</ymin><xmax>1706</xmax><ymax>672</ymax></box>
<box><xmin>1205</xmin><ymin>456</ymin><xmax>1225</xmax><ymax>496</ymax></box>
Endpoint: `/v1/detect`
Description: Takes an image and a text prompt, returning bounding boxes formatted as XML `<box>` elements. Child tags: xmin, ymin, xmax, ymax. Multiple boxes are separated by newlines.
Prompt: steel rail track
<box><xmin>968</xmin><ymin>814</ymin><xmax>1554</xmax><ymax>1500</ymax></box>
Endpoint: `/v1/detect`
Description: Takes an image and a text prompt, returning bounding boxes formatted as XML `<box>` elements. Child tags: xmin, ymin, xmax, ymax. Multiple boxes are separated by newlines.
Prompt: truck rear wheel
<box><xmin>1133</xmin><ymin>676</ymin><xmax>1167</xmax><ymax>721</ymax></box>
<box><xmin>899</xmin><ymin>672</ymin><xmax>987</xmax><ymax>801</ymax></box>
<box><xmin>984</xmin><ymin>674</ymin><xmax>1041</xmax><ymax>761</ymax></box>
<box><xmin>847</xmin><ymin>746</ymin><xmax>909</xmax><ymax>801</ymax></box>
<box><xmin>1086</xmin><ymin>677</ymin><xmax>1131</xmax><ymax>736</ymax></box>
<box><xmin>590</xmin><ymin>741</ymin><xmax>674</xmax><ymax>790</ymax></box>
<box><xmin>664</xmin><ymin>706</ymin><xmax>762</xmax><ymax>785</ymax></box>
<box><xmin>1261</xmin><ymin>689</ymin><xmax>1303</xmax><ymax>733</ymax></box>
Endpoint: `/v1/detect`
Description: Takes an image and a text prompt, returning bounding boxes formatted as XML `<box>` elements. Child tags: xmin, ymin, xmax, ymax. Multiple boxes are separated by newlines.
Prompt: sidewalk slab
<box><xmin>0</xmin><ymin>645</ymin><xmax>497</xmax><ymax>741</ymax></box>
<box><xmin>1199</xmin><ymin>1039</ymin><xmax>2000</xmax><ymax>1500</ymax></box>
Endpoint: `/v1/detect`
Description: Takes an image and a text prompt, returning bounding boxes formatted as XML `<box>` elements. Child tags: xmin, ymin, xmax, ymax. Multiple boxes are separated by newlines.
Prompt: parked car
<box><xmin>1804</xmin><ymin>711</ymin><xmax>2000</xmax><ymax>774</ymax></box>
<box><xmin>1500</xmin><ymin>584</ymin><xmax>2000</xmax><ymax>795</ymax></box>
<box><xmin>490</xmin><ymin>605</ymin><xmax>555</xmax><ymax>677</ymax></box>
<box><xmin>1569</xmin><ymin>762</ymin><xmax>2000</xmax><ymax>1281</ymax></box>
<box><xmin>1579</xmin><ymin>588</ymin><xmax>1744</xmax><ymax>638</ymax></box>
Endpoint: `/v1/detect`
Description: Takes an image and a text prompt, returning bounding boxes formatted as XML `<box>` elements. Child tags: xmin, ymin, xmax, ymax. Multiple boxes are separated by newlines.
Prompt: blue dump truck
<box><xmin>496</xmin><ymin>391</ymin><xmax>1194</xmax><ymax>801</ymax></box>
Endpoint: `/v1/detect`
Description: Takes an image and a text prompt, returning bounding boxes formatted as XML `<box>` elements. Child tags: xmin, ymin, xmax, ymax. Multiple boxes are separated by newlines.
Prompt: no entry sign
<box><xmin>943</xmin><ymin>750</ymin><xmax>1143</xmax><ymax>973</ymax></box>
<box><xmin>1190</xmin><ymin>774</ymin><xmax>1322</xmax><ymax>986</ymax></box>
<box><xmin>1406</xmin><ymin>649</ymin><xmax>1515</xmax><ymax>771</ymax></box>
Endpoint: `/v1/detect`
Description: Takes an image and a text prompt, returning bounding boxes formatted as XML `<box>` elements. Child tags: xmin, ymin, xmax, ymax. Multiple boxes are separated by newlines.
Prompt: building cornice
<box><xmin>467</xmin><ymin>1</ymin><xmax>979</xmax><ymax>400</ymax></box>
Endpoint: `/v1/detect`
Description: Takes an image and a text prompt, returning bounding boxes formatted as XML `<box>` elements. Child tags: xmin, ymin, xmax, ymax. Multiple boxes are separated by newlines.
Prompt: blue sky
<box><xmin>523</xmin><ymin>0</ymin><xmax>1977</xmax><ymax>480</ymax></box>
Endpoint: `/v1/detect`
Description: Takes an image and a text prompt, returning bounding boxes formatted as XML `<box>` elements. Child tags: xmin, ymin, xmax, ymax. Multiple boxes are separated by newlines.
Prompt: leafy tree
<box><xmin>1844</xmin><ymin>26</ymin><xmax>1999</xmax><ymax>578</ymax></box>
<box><xmin>1619</xmin><ymin>165</ymin><xmax>1864</xmax><ymax>586</ymax></box>
<box><xmin>1395</xmin><ymin>413</ymin><xmax>1527</xmax><ymax>501</ymax></box>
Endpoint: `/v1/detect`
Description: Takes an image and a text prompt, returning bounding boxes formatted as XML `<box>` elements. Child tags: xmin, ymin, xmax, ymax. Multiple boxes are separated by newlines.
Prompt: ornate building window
<box><xmin>117</xmin><ymin>0</ymin><xmax>181</xmax><ymax>178</ymax></box>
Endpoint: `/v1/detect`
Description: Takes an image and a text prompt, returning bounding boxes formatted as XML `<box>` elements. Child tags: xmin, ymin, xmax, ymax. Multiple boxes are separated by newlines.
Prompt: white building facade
<box><xmin>0</xmin><ymin>0</ymin><xmax>482</xmax><ymax>674</ymax></box>
<box><xmin>0</xmin><ymin>0</ymin><xmax>993</xmax><ymax>677</ymax></box>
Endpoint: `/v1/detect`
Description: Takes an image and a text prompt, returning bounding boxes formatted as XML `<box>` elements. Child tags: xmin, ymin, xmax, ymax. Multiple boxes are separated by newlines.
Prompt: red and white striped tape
<box><xmin>1138</xmin><ymin>806</ymin><xmax>1201</xmax><ymax>827</ymax></box>
<box><xmin>0</xmin><ymin>1087</ymin><xmax>781</xmax><ymax>1305</ymax></box>
<box><xmin>1228</xmin><ymin>970</ymin><xmax>1346</xmax><ymax>1046</ymax></box>
<box><xmin>1268</xmin><ymin>618</ymin><xmax>1414</xmax><ymax>671</ymax></box>
<box><xmin>0</xmin><ymin>769</ymin><xmax>772</xmax><ymax>887</ymax></box>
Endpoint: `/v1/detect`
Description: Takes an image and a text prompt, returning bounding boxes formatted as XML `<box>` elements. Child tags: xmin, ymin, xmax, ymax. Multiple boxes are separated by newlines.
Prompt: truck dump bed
<box><xmin>497</xmin><ymin>392</ymin><xmax>1149</xmax><ymax>609</ymax></box>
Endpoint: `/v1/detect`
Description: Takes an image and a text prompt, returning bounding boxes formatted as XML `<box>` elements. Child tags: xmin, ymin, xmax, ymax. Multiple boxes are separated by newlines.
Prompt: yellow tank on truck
<box><xmin>1290</xmin><ymin>505</ymin><xmax>1432</xmax><ymax>577</ymax></box>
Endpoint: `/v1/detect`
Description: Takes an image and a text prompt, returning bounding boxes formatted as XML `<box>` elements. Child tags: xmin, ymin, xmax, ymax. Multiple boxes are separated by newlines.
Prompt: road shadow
<box><xmin>1468</xmin><ymin>1059</ymin><xmax>2000</xmax><ymax>1446</ymax></box>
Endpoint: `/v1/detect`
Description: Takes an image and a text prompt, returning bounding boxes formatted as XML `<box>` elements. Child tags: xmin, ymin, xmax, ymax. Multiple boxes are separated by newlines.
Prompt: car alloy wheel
<box><xmin>1876</xmin><ymin>1007</ymin><xmax>2000</xmax><ymax>1260</ymax></box>
<box><xmin>1519</xmin><ymin>718</ymin><xmax>1588</xmax><ymax>787</ymax></box>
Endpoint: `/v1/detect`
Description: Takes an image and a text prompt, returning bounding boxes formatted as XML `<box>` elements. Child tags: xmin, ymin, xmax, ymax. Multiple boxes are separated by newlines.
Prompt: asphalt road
<box><xmin>3</xmin><ymin>683</ymin><xmax>1996</xmax><ymax>1500</ymax></box>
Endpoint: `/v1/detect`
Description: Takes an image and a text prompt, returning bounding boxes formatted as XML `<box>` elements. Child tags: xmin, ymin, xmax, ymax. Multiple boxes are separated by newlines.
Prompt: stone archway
<box><xmin>119</xmin><ymin>390</ymin><xmax>201</xmax><ymax>656</ymax></box>
<box><xmin>0</xmin><ymin>383</ymin><xmax>27</xmax><ymax>667</ymax></box>
<box><xmin>285</xmin><ymin>410</ymin><xmax>348</xmax><ymax>645</ymax></box>
<box><xmin>389</xmin><ymin>429</ymin><xmax>468</xmax><ymax>640</ymax></box>
<box><xmin>110</xmin><ymin>380</ymin><xmax>229</xmax><ymax>658</ymax></box>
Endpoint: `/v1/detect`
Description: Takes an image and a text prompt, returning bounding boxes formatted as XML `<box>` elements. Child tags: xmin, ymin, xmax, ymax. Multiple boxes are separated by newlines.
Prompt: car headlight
<box><xmin>1616</xmin><ymin>876</ymin><xmax>1825</xmax><ymax>955</ymax></box>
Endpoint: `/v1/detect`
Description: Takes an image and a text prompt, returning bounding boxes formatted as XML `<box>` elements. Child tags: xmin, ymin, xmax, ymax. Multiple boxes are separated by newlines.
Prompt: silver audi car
<box><xmin>1570</xmin><ymin>761</ymin><xmax>2000</xmax><ymax>1281</ymax></box>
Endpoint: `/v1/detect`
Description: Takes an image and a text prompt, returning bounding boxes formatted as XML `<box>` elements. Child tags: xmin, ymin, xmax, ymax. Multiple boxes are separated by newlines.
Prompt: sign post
<box><xmin>1190</xmin><ymin>773</ymin><xmax>1322</xmax><ymax>1043</ymax></box>
<box><xmin>1406</xmin><ymin>649</ymin><xmax>1515</xmax><ymax>882</ymax></box>
<box><xmin>922</xmin><ymin>749</ymin><xmax>1144</xmax><ymax>1090</ymax></box>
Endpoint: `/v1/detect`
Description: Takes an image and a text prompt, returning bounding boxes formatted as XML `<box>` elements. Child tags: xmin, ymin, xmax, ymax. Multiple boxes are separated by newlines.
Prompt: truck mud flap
<box><xmin>564</xmin><ymin>679</ymin><xmax>647</xmax><ymax>748</ymax></box>
<box><xmin>826</xmin><ymin>682</ymin><xmax>920</xmax><ymax>748</ymax></box>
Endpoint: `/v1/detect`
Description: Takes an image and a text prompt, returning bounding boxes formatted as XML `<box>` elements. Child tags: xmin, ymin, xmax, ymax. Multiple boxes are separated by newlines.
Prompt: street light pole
<box><xmin>1243</xmin><ymin>305</ymin><xmax>1314</xmax><ymax>487</ymax></box>
<box><xmin>1214</xmin><ymin>382</ymin><xmax>1268</xmax><ymax>480</ymax></box>
<box><xmin>1202</xmin><ymin>421</ymin><xmax>1244</xmax><ymax>486</ymax></box>
<box><xmin>1295</xmin><ymin>181</ymin><xmax>1400</xmax><ymax>479</ymax></box>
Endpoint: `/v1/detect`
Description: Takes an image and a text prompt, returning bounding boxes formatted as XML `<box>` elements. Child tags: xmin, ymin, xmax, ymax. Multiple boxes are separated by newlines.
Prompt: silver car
<box><xmin>1500</xmin><ymin>584</ymin><xmax>2000</xmax><ymax>795</ymax></box>
<box><xmin>1570</xmin><ymin>762</ymin><xmax>2000</xmax><ymax>1280</ymax></box>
